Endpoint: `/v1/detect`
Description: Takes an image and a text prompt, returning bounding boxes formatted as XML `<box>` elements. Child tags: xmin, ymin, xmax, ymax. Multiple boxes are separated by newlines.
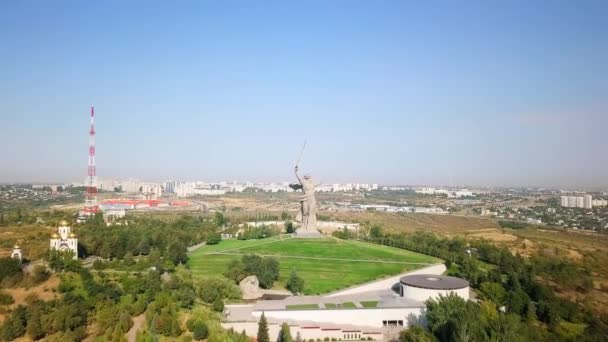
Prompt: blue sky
<box><xmin>1</xmin><ymin>1</ymin><xmax>606</xmax><ymax>187</ymax></box>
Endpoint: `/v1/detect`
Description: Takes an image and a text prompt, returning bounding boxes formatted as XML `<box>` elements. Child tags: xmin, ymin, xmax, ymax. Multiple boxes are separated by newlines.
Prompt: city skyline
<box><xmin>1</xmin><ymin>1</ymin><xmax>607</xmax><ymax>187</ymax></box>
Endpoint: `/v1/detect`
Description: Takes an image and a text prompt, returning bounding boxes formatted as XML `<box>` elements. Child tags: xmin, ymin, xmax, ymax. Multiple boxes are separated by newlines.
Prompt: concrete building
<box><xmin>583</xmin><ymin>195</ymin><xmax>593</xmax><ymax>209</ymax></box>
<box><xmin>592</xmin><ymin>199</ymin><xmax>608</xmax><ymax>207</ymax></box>
<box><xmin>222</xmin><ymin>265</ymin><xmax>468</xmax><ymax>341</ymax></box>
<box><xmin>562</xmin><ymin>195</ymin><xmax>593</xmax><ymax>209</ymax></box>
<box><xmin>50</xmin><ymin>220</ymin><xmax>78</xmax><ymax>259</ymax></box>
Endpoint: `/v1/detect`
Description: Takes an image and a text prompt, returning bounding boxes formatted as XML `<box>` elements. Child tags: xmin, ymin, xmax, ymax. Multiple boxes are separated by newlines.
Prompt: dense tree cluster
<box><xmin>224</xmin><ymin>254</ymin><xmax>280</xmax><ymax>288</ymax></box>
<box><xmin>77</xmin><ymin>215</ymin><xmax>215</xmax><ymax>264</ymax></box>
<box><xmin>423</xmin><ymin>293</ymin><xmax>534</xmax><ymax>341</ymax></box>
<box><xmin>238</xmin><ymin>225</ymin><xmax>280</xmax><ymax>240</ymax></box>
<box><xmin>356</xmin><ymin>228</ymin><xmax>608</xmax><ymax>340</ymax></box>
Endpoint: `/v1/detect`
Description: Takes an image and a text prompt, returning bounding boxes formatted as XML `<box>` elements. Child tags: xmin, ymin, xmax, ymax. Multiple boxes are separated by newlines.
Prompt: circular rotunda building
<box><xmin>399</xmin><ymin>274</ymin><xmax>469</xmax><ymax>301</ymax></box>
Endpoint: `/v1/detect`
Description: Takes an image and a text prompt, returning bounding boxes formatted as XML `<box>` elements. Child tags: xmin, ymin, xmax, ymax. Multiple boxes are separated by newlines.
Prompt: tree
<box><xmin>192</xmin><ymin>321</ymin><xmax>209</xmax><ymax>340</ymax></box>
<box><xmin>148</xmin><ymin>248</ymin><xmax>161</xmax><ymax>266</ymax></box>
<box><xmin>258</xmin><ymin>257</ymin><xmax>280</xmax><ymax>289</ymax></box>
<box><xmin>123</xmin><ymin>252</ymin><xmax>135</xmax><ymax>266</ymax></box>
<box><xmin>138</xmin><ymin>238</ymin><xmax>151</xmax><ymax>255</ymax></box>
<box><xmin>26</xmin><ymin>305</ymin><xmax>45</xmax><ymax>340</ymax></box>
<box><xmin>425</xmin><ymin>293</ymin><xmax>482</xmax><ymax>342</ymax></box>
<box><xmin>479</xmin><ymin>282</ymin><xmax>507</xmax><ymax>305</ymax></box>
<box><xmin>286</xmin><ymin>269</ymin><xmax>304</xmax><ymax>294</ymax></box>
<box><xmin>100</xmin><ymin>242</ymin><xmax>112</xmax><ymax>259</ymax></box>
<box><xmin>0</xmin><ymin>257</ymin><xmax>22</xmax><ymax>283</ymax></box>
<box><xmin>257</xmin><ymin>312</ymin><xmax>270</xmax><ymax>342</ymax></box>
<box><xmin>223</xmin><ymin>258</ymin><xmax>247</xmax><ymax>284</ymax></box>
<box><xmin>285</xmin><ymin>221</ymin><xmax>295</xmax><ymax>234</ymax></box>
<box><xmin>213</xmin><ymin>297</ymin><xmax>224</xmax><ymax>312</ymax></box>
<box><xmin>369</xmin><ymin>225</ymin><xmax>383</xmax><ymax>238</ymax></box>
<box><xmin>0</xmin><ymin>292</ymin><xmax>13</xmax><ymax>306</ymax></box>
<box><xmin>0</xmin><ymin>305</ymin><xmax>27</xmax><ymax>341</ymax></box>
<box><xmin>206</xmin><ymin>232</ymin><xmax>221</xmax><ymax>245</ymax></box>
<box><xmin>167</xmin><ymin>241</ymin><xmax>188</xmax><ymax>265</ymax></box>
<box><xmin>487</xmin><ymin>313</ymin><xmax>526</xmax><ymax>342</ymax></box>
<box><xmin>214</xmin><ymin>212</ymin><xmax>227</xmax><ymax>226</ymax></box>
<box><xmin>399</xmin><ymin>325</ymin><xmax>436</xmax><ymax>342</ymax></box>
<box><xmin>278</xmin><ymin>322</ymin><xmax>293</xmax><ymax>342</ymax></box>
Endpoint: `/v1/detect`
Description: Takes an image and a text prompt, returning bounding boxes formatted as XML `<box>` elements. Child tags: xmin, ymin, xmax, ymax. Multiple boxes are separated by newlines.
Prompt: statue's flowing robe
<box><xmin>298</xmin><ymin>178</ymin><xmax>317</xmax><ymax>231</ymax></box>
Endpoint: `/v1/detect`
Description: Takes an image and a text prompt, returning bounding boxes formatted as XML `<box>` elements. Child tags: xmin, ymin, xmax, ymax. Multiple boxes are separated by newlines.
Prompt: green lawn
<box><xmin>188</xmin><ymin>236</ymin><xmax>439</xmax><ymax>295</ymax></box>
<box><xmin>360</xmin><ymin>301</ymin><xmax>379</xmax><ymax>308</ymax></box>
<box><xmin>340</xmin><ymin>302</ymin><xmax>357</xmax><ymax>308</ymax></box>
<box><xmin>286</xmin><ymin>304</ymin><xmax>319</xmax><ymax>310</ymax></box>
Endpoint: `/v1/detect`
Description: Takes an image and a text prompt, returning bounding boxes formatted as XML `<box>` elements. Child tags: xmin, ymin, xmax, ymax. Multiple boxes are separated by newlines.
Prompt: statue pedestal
<box><xmin>294</xmin><ymin>228</ymin><xmax>323</xmax><ymax>238</ymax></box>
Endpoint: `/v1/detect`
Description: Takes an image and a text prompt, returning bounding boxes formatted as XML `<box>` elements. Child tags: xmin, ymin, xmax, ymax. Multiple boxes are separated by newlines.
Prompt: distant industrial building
<box><xmin>415</xmin><ymin>187</ymin><xmax>474</xmax><ymax>198</ymax></box>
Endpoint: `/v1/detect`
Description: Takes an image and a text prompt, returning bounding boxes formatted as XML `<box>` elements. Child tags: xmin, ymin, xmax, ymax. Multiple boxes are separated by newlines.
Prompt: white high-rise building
<box><xmin>561</xmin><ymin>196</ymin><xmax>569</xmax><ymax>207</ymax></box>
<box><xmin>576</xmin><ymin>197</ymin><xmax>584</xmax><ymax>208</ymax></box>
<box><xmin>583</xmin><ymin>195</ymin><xmax>593</xmax><ymax>209</ymax></box>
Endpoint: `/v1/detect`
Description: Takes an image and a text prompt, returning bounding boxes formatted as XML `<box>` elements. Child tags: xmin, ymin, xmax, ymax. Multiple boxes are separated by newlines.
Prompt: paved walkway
<box><xmin>187</xmin><ymin>241</ymin><xmax>206</xmax><ymax>252</ymax></box>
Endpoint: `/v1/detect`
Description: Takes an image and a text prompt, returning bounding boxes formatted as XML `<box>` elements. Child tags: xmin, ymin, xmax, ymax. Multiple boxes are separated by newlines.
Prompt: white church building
<box><xmin>50</xmin><ymin>220</ymin><xmax>78</xmax><ymax>259</ymax></box>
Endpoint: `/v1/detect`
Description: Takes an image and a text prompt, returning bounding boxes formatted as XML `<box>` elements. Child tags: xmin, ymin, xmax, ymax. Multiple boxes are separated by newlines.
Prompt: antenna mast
<box><xmin>84</xmin><ymin>106</ymin><xmax>99</xmax><ymax>215</ymax></box>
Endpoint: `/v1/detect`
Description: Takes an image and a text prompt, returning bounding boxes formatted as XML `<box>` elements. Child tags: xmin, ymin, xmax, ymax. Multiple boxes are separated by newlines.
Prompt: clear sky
<box><xmin>1</xmin><ymin>1</ymin><xmax>606</xmax><ymax>188</ymax></box>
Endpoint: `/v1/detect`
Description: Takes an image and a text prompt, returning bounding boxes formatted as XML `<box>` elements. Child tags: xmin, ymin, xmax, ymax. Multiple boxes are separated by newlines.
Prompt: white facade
<box><xmin>225</xmin><ymin>320</ymin><xmax>382</xmax><ymax>341</ymax></box>
<box><xmin>254</xmin><ymin>307</ymin><xmax>423</xmax><ymax>329</ymax></box>
<box><xmin>11</xmin><ymin>245</ymin><xmax>22</xmax><ymax>261</ymax></box>
<box><xmin>583</xmin><ymin>195</ymin><xmax>593</xmax><ymax>209</ymax></box>
<box><xmin>400</xmin><ymin>284</ymin><xmax>469</xmax><ymax>302</ymax></box>
<box><xmin>562</xmin><ymin>195</ymin><xmax>596</xmax><ymax>208</ymax></box>
<box><xmin>592</xmin><ymin>199</ymin><xmax>608</xmax><ymax>207</ymax></box>
<box><xmin>50</xmin><ymin>221</ymin><xmax>78</xmax><ymax>259</ymax></box>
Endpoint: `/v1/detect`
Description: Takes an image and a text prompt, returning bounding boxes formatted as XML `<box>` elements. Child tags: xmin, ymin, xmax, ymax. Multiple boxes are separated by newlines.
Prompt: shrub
<box><xmin>213</xmin><ymin>297</ymin><xmax>224</xmax><ymax>312</ymax></box>
<box><xmin>0</xmin><ymin>292</ymin><xmax>14</xmax><ymax>305</ymax></box>
<box><xmin>206</xmin><ymin>233</ymin><xmax>221</xmax><ymax>245</ymax></box>
<box><xmin>191</xmin><ymin>321</ymin><xmax>209</xmax><ymax>340</ymax></box>
<box><xmin>30</xmin><ymin>265</ymin><xmax>50</xmax><ymax>284</ymax></box>
<box><xmin>286</xmin><ymin>269</ymin><xmax>304</xmax><ymax>294</ymax></box>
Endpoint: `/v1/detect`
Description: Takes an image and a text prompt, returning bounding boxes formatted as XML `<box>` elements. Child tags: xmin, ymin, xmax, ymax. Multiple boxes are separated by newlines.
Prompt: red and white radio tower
<box><xmin>84</xmin><ymin>106</ymin><xmax>99</xmax><ymax>215</ymax></box>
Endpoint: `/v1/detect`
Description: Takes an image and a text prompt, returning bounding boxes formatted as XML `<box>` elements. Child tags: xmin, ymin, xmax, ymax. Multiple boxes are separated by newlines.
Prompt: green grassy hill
<box><xmin>188</xmin><ymin>236</ymin><xmax>439</xmax><ymax>295</ymax></box>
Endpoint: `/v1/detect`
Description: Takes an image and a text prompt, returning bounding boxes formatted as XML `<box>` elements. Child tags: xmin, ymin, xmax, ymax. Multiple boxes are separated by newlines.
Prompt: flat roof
<box><xmin>399</xmin><ymin>274</ymin><xmax>469</xmax><ymax>290</ymax></box>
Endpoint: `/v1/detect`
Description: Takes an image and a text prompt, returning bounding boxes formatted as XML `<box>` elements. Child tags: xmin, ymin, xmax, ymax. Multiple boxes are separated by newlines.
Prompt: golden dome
<box><xmin>68</xmin><ymin>232</ymin><xmax>77</xmax><ymax>238</ymax></box>
<box><xmin>59</xmin><ymin>220</ymin><xmax>69</xmax><ymax>226</ymax></box>
<box><xmin>51</xmin><ymin>233</ymin><xmax>60</xmax><ymax>239</ymax></box>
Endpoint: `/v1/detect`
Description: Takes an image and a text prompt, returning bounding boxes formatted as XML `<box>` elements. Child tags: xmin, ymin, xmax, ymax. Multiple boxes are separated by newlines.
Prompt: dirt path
<box><xmin>126</xmin><ymin>313</ymin><xmax>145</xmax><ymax>342</ymax></box>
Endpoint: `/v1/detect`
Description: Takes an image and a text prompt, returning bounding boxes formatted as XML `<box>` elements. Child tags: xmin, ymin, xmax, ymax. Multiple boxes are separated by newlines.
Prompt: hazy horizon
<box><xmin>1</xmin><ymin>1</ymin><xmax>607</xmax><ymax>188</ymax></box>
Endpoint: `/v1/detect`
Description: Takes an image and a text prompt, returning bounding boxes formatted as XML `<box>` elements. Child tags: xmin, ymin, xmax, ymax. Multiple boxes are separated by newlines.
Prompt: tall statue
<box><xmin>290</xmin><ymin>165</ymin><xmax>317</xmax><ymax>231</ymax></box>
